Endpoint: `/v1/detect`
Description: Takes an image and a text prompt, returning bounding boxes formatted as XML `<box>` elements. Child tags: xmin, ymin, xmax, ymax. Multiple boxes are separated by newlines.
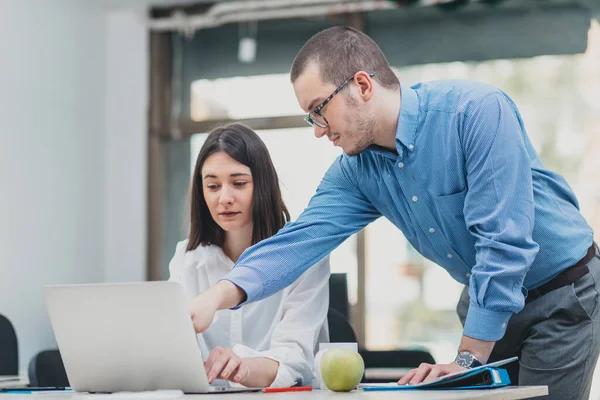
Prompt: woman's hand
<box><xmin>204</xmin><ymin>347</ymin><xmax>280</xmax><ymax>387</ymax></box>
<box><xmin>204</xmin><ymin>347</ymin><xmax>251</xmax><ymax>384</ymax></box>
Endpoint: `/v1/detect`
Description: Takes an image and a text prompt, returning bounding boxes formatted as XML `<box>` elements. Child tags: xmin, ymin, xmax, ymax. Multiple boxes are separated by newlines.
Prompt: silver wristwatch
<box><xmin>454</xmin><ymin>351</ymin><xmax>483</xmax><ymax>368</ymax></box>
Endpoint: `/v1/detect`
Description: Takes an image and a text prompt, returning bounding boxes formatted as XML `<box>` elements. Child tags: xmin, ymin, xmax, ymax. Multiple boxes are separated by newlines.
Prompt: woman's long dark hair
<box><xmin>187</xmin><ymin>124</ymin><xmax>290</xmax><ymax>251</ymax></box>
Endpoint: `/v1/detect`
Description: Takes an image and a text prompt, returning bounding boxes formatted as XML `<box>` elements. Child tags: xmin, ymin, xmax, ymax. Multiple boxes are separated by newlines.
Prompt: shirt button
<box><xmin>397</xmin><ymin>162</ymin><xmax>404</xmax><ymax>168</ymax></box>
<box><xmin>408</xmin><ymin>144</ymin><xmax>414</xmax><ymax>150</ymax></box>
<box><xmin>501</xmin><ymin>322</ymin><xmax>507</xmax><ymax>329</ymax></box>
<box><xmin>447</xmin><ymin>254</ymin><xmax>453</xmax><ymax>259</ymax></box>
<box><xmin>466</xmin><ymin>273</ymin><xmax>471</xmax><ymax>278</ymax></box>
<box><xmin>411</xmin><ymin>196</ymin><xmax>418</xmax><ymax>202</ymax></box>
<box><xmin>429</xmin><ymin>228</ymin><xmax>435</xmax><ymax>233</ymax></box>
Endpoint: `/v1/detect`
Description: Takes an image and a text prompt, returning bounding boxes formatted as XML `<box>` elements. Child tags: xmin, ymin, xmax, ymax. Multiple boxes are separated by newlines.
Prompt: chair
<box><xmin>328</xmin><ymin>273</ymin><xmax>358</xmax><ymax>343</ymax></box>
<box><xmin>28</xmin><ymin>350</ymin><xmax>69</xmax><ymax>387</ymax></box>
<box><xmin>0</xmin><ymin>314</ymin><xmax>18</xmax><ymax>375</ymax></box>
<box><xmin>328</xmin><ymin>273</ymin><xmax>350</xmax><ymax>320</ymax></box>
<box><xmin>327</xmin><ymin>308</ymin><xmax>358</xmax><ymax>344</ymax></box>
<box><xmin>359</xmin><ymin>349</ymin><xmax>436</xmax><ymax>383</ymax></box>
<box><xmin>327</xmin><ymin>272</ymin><xmax>436</xmax><ymax>382</ymax></box>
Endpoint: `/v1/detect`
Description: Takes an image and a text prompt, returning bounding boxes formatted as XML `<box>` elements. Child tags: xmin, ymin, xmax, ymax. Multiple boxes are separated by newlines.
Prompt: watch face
<box><xmin>455</xmin><ymin>351</ymin><xmax>474</xmax><ymax>368</ymax></box>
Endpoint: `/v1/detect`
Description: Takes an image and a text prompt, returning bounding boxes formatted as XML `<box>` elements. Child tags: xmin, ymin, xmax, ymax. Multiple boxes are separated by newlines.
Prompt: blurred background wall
<box><xmin>0</xmin><ymin>0</ymin><xmax>150</xmax><ymax>370</ymax></box>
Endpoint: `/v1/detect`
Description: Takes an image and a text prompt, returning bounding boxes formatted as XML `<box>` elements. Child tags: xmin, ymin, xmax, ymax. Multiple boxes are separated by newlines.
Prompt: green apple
<box><xmin>320</xmin><ymin>349</ymin><xmax>364</xmax><ymax>392</ymax></box>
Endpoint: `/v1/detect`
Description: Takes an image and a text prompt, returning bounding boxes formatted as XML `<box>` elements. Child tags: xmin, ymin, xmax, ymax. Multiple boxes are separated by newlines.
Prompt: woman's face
<box><xmin>201</xmin><ymin>152</ymin><xmax>254</xmax><ymax>234</ymax></box>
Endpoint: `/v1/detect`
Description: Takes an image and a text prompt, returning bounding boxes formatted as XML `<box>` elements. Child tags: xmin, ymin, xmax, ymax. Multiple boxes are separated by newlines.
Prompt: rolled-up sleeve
<box><xmin>461</xmin><ymin>93</ymin><xmax>540</xmax><ymax>341</ymax></box>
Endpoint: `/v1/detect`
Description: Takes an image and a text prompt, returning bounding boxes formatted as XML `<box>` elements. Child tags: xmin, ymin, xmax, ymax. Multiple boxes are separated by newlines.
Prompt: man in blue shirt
<box><xmin>189</xmin><ymin>27</ymin><xmax>599</xmax><ymax>398</ymax></box>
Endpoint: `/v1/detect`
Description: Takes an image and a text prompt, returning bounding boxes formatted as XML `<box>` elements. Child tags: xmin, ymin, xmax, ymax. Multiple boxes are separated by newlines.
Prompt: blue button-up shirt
<box><xmin>226</xmin><ymin>80</ymin><xmax>593</xmax><ymax>341</ymax></box>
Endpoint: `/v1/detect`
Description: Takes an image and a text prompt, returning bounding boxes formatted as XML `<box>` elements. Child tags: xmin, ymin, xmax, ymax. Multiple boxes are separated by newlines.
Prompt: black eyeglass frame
<box><xmin>303</xmin><ymin>71</ymin><xmax>376</xmax><ymax>128</ymax></box>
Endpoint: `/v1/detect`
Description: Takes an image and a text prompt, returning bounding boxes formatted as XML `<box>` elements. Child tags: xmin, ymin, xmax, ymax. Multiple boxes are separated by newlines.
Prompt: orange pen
<box><xmin>263</xmin><ymin>386</ymin><xmax>313</xmax><ymax>393</ymax></box>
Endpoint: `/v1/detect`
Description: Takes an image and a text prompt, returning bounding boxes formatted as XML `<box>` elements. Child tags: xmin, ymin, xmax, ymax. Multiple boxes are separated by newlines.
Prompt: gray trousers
<box><xmin>457</xmin><ymin>245</ymin><xmax>600</xmax><ymax>400</ymax></box>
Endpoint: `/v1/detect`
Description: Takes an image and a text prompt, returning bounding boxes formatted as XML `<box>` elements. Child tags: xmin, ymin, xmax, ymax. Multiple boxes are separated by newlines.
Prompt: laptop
<box><xmin>44</xmin><ymin>282</ymin><xmax>260</xmax><ymax>394</ymax></box>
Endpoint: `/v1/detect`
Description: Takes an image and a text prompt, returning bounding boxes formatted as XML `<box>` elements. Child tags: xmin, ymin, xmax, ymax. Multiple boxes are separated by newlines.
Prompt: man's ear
<box><xmin>354</xmin><ymin>71</ymin><xmax>374</xmax><ymax>101</ymax></box>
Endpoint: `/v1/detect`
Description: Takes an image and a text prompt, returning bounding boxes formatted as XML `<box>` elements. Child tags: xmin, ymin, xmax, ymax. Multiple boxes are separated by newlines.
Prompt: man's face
<box><xmin>293</xmin><ymin>62</ymin><xmax>376</xmax><ymax>156</ymax></box>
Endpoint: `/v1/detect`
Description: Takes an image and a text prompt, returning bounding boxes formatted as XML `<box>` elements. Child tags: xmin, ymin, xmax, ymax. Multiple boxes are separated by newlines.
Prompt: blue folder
<box><xmin>360</xmin><ymin>356</ymin><xmax>517</xmax><ymax>391</ymax></box>
<box><xmin>361</xmin><ymin>367</ymin><xmax>510</xmax><ymax>391</ymax></box>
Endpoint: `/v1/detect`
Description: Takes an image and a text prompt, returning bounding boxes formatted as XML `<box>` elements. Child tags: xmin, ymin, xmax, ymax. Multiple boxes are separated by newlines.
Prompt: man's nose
<box><xmin>314</xmin><ymin>124</ymin><xmax>328</xmax><ymax>139</ymax></box>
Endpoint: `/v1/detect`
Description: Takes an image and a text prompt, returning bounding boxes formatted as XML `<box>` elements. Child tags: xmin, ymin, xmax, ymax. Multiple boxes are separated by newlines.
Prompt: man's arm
<box><xmin>226</xmin><ymin>158</ymin><xmax>380</xmax><ymax>306</ymax></box>
<box><xmin>225</xmin><ymin>156</ymin><xmax>381</xmax><ymax>305</ymax></box>
<box><xmin>398</xmin><ymin>335</ymin><xmax>496</xmax><ymax>385</ymax></box>
<box><xmin>189</xmin><ymin>156</ymin><xmax>380</xmax><ymax>332</ymax></box>
<box><xmin>458</xmin><ymin>335</ymin><xmax>495</xmax><ymax>365</ymax></box>
<box><xmin>188</xmin><ymin>280</ymin><xmax>247</xmax><ymax>334</ymax></box>
<box><xmin>461</xmin><ymin>91</ymin><xmax>539</xmax><ymax>342</ymax></box>
<box><xmin>400</xmin><ymin>91</ymin><xmax>539</xmax><ymax>384</ymax></box>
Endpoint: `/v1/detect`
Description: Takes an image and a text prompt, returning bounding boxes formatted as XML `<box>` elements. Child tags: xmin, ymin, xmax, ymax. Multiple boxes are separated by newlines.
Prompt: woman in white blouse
<box><xmin>168</xmin><ymin>124</ymin><xmax>330</xmax><ymax>389</ymax></box>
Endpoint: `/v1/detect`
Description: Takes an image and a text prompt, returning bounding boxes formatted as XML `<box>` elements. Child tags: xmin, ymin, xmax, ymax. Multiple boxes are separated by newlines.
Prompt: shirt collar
<box><xmin>215</xmin><ymin>246</ymin><xmax>234</xmax><ymax>268</ymax></box>
<box><xmin>395</xmin><ymin>83</ymin><xmax>419</xmax><ymax>154</ymax></box>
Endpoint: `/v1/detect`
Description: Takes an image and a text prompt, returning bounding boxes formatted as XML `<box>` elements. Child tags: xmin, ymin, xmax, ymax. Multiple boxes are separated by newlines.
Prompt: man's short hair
<box><xmin>291</xmin><ymin>26</ymin><xmax>399</xmax><ymax>91</ymax></box>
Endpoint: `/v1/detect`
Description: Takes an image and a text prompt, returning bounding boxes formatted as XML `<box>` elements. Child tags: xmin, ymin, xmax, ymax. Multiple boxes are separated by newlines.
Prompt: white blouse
<box><xmin>168</xmin><ymin>240</ymin><xmax>330</xmax><ymax>388</ymax></box>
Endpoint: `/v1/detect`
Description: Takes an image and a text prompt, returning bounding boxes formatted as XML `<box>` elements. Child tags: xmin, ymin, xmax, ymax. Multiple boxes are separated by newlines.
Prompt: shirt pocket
<box><xmin>432</xmin><ymin>189</ymin><xmax>473</xmax><ymax>268</ymax></box>
<box><xmin>434</xmin><ymin>189</ymin><xmax>467</xmax><ymax>219</ymax></box>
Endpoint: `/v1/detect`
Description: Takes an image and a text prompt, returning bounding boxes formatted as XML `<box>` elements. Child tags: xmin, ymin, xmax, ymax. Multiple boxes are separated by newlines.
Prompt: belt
<box><xmin>526</xmin><ymin>242</ymin><xmax>598</xmax><ymax>304</ymax></box>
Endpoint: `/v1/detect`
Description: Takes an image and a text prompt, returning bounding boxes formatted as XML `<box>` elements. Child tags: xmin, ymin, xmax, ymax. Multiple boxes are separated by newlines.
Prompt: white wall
<box><xmin>0</xmin><ymin>0</ymin><xmax>148</xmax><ymax>371</ymax></box>
<box><xmin>104</xmin><ymin>9</ymin><xmax>148</xmax><ymax>283</ymax></box>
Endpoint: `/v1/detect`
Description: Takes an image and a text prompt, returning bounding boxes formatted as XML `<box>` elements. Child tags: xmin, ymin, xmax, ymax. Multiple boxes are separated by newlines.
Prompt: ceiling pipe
<box><xmin>146</xmin><ymin>0</ymin><xmax>558</xmax><ymax>34</ymax></box>
<box><xmin>147</xmin><ymin>0</ymin><xmax>466</xmax><ymax>33</ymax></box>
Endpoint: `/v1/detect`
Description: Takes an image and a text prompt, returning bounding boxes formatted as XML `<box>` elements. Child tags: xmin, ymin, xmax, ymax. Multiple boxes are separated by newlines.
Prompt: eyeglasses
<box><xmin>304</xmin><ymin>71</ymin><xmax>375</xmax><ymax>129</ymax></box>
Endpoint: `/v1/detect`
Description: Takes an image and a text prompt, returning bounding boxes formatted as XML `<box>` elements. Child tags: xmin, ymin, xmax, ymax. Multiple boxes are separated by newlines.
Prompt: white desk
<box><xmin>0</xmin><ymin>377</ymin><xmax>28</xmax><ymax>389</ymax></box>
<box><xmin>364</xmin><ymin>367</ymin><xmax>412</xmax><ymax>381</ymax></box>
<box><xmin>0</xmin><ymin>386</ymin><xmax>548</xmax><ymax>399</ymax></box>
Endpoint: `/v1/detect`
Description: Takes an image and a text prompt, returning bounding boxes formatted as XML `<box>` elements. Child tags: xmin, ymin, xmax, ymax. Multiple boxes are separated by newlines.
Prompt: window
<box><xmin>366</xmin><ymin>20</ymin><xmax>600</xmax><ymax>361</ymax></box>
<box><xmin>187</xmin><ymin>20</ymin><xmax>600</xmax><ymax>362</ymax></box>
